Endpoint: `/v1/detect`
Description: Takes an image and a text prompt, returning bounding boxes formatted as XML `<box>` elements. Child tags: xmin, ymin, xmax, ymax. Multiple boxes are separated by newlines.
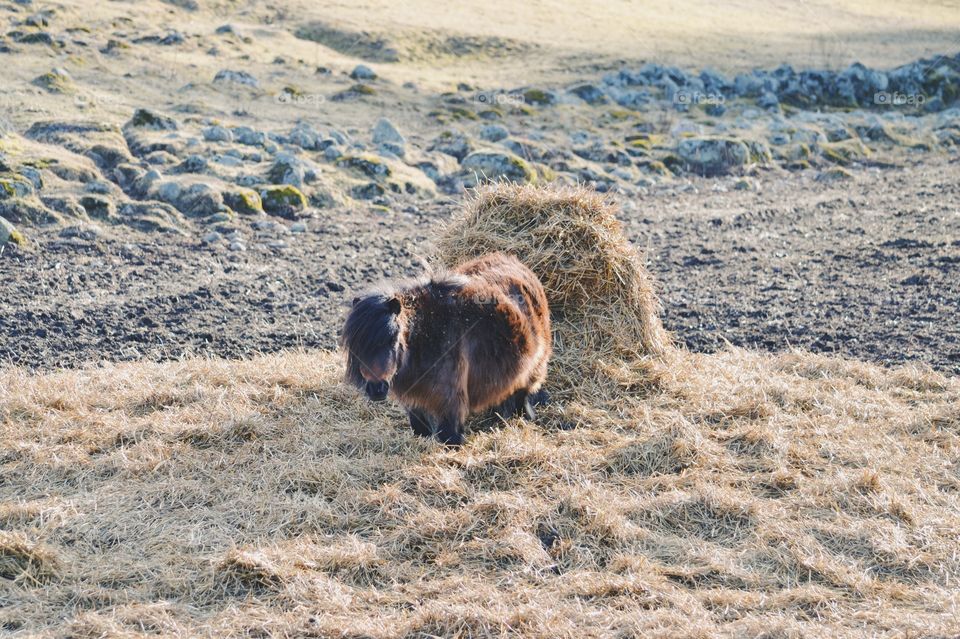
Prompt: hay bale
<box><xmin>436</xmin><ymin>182</ymin><xmax>670</xmax><ymax>397</ymax></box>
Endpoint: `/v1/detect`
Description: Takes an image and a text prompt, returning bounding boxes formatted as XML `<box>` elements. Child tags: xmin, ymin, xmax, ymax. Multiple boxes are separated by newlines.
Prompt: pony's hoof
<box><xmin>437</xmin><ymin>431</ymin><xmax>465</xmax><ymax>447</ymax></box>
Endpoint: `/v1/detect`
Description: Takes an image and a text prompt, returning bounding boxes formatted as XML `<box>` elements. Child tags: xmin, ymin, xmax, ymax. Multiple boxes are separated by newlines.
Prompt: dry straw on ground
<box><xmin>2</xmin><ymin>184</ymin><xmax>960</xmax><ymax>638</ymax></box>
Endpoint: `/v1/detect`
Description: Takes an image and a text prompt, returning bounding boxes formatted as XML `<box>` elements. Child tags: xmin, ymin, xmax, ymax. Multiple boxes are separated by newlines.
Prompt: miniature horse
<box><xmin>341</xmin><ymin>253</ymin><xmax>551</xmax><ymax>446</ymax></box>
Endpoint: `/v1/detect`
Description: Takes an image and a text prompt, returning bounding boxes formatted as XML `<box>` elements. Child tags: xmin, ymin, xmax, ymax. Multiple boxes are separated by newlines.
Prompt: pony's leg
<box><xmin>436</xmin><ymin>416</ymin><xmax>465</xmax><ymax>446</ymax></box>
<box><xmin>408</xmin><ymin>409</ymin><xmax>433</xmax><ymax>438</ymax></box>
<box><xmin>493</xmin><ymin>389</ymin><xmax>524</xmax><ymax>419</ymax></box>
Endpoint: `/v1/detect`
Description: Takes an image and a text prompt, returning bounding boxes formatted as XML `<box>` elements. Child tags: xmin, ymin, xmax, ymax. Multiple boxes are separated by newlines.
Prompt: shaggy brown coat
<box><xmin>342</xmin><ymin>253</ymin><xmax>551</xmax><ymax>445</ymax></box>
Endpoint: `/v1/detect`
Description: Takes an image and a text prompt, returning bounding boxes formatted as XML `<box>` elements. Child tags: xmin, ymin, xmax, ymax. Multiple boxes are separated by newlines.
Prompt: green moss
<box><xmin>0</xmin><ymin>176</ymin><xmax>33</xmax><ymax>200</ymax></box>
<box><xmin>224</xmin><ymin>189</ymin><xmax>264</xmax><ymax>215</ymax></box>
<box><xmin>350</xmin><ymin>83</ymin><xmax>376</xmax><ymax>96</ymax></box>
<box><xmin>259</xmin><ymin>185</ymin><xmax>307</xmax><ymax>213</ymax></box>
<box><xmin>9</xmin><ymin>228</ymin><xmax>24</xmax><ymax>245</ymax></box>
<box><xmin>607</xmin><ymin>109</ymin><xmax>638</xmax><ymax>121</ymax></box>
<box><xmin>449</xmin><ymin>107</ymin><xmax>478</xmax><ymax>121</ymax></box>
<box><xmin>821</xmin><ymin>139</ymin><xmax>871</xmax><ymax>166</ymax></box>
<box><xmin>522</xmin><ymin>89</ymin><xmax>553</xmax><ymax>106</ymax></box>
<box><xmin>129</xmin><ymin>109</ymin><xmax>177</xmax><ymax>130</ymax></box>
<box><xmin>510</xmin><ymin>104</ymin><xmax>535</xmax><ymax>117</ymax></box>
<box><xmin>478</xmin><ymin>108</ymin><xmax>503</xmax><ymax>120</ymax></box>
<box><xmin>31</xmin><ymin>71</ymin><xmax>75</xmax><ymax>94</ymax></box>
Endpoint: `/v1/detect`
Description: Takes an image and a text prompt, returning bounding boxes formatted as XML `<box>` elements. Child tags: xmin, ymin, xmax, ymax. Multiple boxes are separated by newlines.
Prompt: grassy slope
<box><xmin>2</xmin><ymin>347</ymin><xmax>959</xmax><ymax>637</ymax></box>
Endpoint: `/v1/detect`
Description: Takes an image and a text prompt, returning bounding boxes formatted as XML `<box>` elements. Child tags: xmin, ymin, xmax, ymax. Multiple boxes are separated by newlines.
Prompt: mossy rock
<box><xmin>223</xmin><ymin>188</ymin><xmax>264</xmax><ymax>215</ymax></box>
<box><xmin>460</xmin><ymin>150</ymin><xmax>535</xmax><ymax>185</ymax></box>
<box><xmin>820</xmin><ymin>139</ymin><xmax>871</xmax><ymax>166</ymax></box>
<box><xmin>31</xmin><ymin>70</ymin><xmax>74</xmax><ymax>94</ymax></box>
<box><xmin>0</xmin><ymin>175</ymin><xmax>33</xmax><ymax>200</ymax></box>
<box><xmin>817</xmin><ymin>166</ymin><xmax>855</xmax><ymax>182</ymax></box>
<box><xmin>127</xmin><ymin>109</ymin><xmax>178</xmax><ymax>130</ymax></box>
<box><xmin>79</xmin><ymin>195</ymin><xmax>115</xmax><ymax>220</ymax></box>
<box><xmin>337</xmin><ymin>154</ymin><xmax>391</xmax><ymax>179</ymax></box>
<box><xmin>522</xmin><ymin>89</ymin><xmax>555</xmax><ymax>106</ymax></box>
<box><xmin>449</xmin><ymin>107</ymin><xmax>479</xmax><ymax>121</ymax></box>
<box><xmin>0</xmin><ymin>215</ymin><xmax>24</xmax><ymax>246</ymax></box>
<box><xmin>259</xmin><ymin>185</ymin><xmax>307</xmax><ymax>217</ymax></box>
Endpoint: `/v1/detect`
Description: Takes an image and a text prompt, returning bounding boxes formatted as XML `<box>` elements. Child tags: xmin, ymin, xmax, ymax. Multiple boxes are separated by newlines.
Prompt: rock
<box><xmin>79</xmin><ymin>195</ymin><xmax>115</xmax><ymax>219</ymax></box>
<box><xmin>203</xmin><ymin>231</ymin><xmax>223</xmax><ymax>244</ymax></box>
<box><xmin>127</xmin><ymin>108</ymin><xmax>178</xmax><ymax>130</ymax></box>
<box><xmin>820</xmin><ymin>139</ymin><xmax>871</xmax><ymax>166</ymax></box>
<box><xmin>677</xmin><ymin>137</ymin><xmax>750</xmax><ymax>176</ymax></box>
<box><xmin>259</xmin><ymin>184</ymin><xmax>308</xmax><ymax>218</ymax></box>
<box><xmin>203</xmin><ymin>125</ymin><xmax>233</xmax><ymax>142</ymax></box>
<box><xmin>350</xmin><ymin>64</ymin><xmax>377</xmax><ymax>80</ymax></box>
<box><xmin>176</xmin><ymin>154</ymin><xmax>209</xmax><ymax>173</ymax></box>
<box><xmin>228</xmin><ymin>240</ymin><xmax>246</xmax><ymax>251</ymax></box>
<box><xmin>32</xmin><ymin>68</ymin><xmax>74</xmax><ymax>93</ymax></box>
<box><xmin>336</xmin><ymin>154</ymin><xmax>391</xmax><ymax>179</ymax></box>
<box><xmin>0</xmin><ymin>215</ymin><xmax>24</xmax><ymax>246</ymax></box>
<box><xmin>430</xmin><ymin>131</ymin><xmax>474</xmax><ymax>162</ymax></box>
<box><xmin>522</xmin><ymin>89</ymin><xmax>555</xmax><ymax>106</ymax></box>
<box><xmin>290</xmin><ymin>221</ymin><xmax>307</xmax><ymax>233</ymax></box>
<box><xmin>372</xmin><ymin>117</ymin><xmax>406</xmax><ymax>156</ymax></box>
<box><xmin>213</xmin><ymin>69</ymin><xmax>259</xmax><ymax>87</ymax></box>
<box><xmin>323</xmin><ymin>144</ymin><xmax>343</xmax><ymax>161</ymax></box>
<box><xmin>231</xmin><ymin>126</ymin><xmax>266</xmax><ymax>146</ymax></box>
<box><xmin>478</xmin><ymin>124</ymin><xmax>509</xmax><ymax>143</ymax></box>
<box><xmin>758</xmin><ymin>91</ymin><xmax>780</xmax><ymax>109</ymax></box>
<box><xmin>288</xmin><ymin>123</ymin><xmax>320</xmax><ymax>150</ymax></box>
<box><xmin>569</xmin><ymin>83</ymin><xmax>608</xmax><ymax>105</ymax></box>
<box><xmin>223</xmin><ymin>188</ymin><xmax>264</xmax><ymax>215</ymax></box>
<box><xmin>268</xmin><ymin>153</ymin><xmax>306</xmax><ymax>187</ymax></box>
<box><xmin>460</xmin><ymin>150</ymin><xmax>534</xmax><ymax>184</ymax></box>
<box><xmin>816</xmin><ymin>166</ymin><xmax>855</xmax><ymax>182</ymax></box>
<box><xmin>0</xmin><ymin>175</ymin><xmax>34</xmax><ymax>199</ymax></box>
<box><xmin>351</xmin><ymin>182</ymin><xmax>386</xmax><ymax>200</ymax></box>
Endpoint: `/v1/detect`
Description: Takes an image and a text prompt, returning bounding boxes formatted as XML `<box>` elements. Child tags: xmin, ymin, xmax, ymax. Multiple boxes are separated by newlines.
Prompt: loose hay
<box><xmin>436</xmin><ymin>182</ymin><xmax>671</xmax><ymax>398</ymax></box>
<box><xmin>2</xmin><ymin>348</ymin><xmax>960</xmax><ymax>638</ymax></box>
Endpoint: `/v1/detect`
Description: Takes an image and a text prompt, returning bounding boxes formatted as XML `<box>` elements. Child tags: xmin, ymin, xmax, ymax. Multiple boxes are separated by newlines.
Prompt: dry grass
<box><xmin>3</xmin><ymin>183</ymin><xmax>960</xmax><ymax>637</ymax></box>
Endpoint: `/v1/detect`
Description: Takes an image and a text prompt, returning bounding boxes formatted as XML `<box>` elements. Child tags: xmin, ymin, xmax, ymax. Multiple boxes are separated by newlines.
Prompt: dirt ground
<box><xmin>3</xmin><ymin>156</ymin><xmax>957</xmax><ymax>374</ymax></box>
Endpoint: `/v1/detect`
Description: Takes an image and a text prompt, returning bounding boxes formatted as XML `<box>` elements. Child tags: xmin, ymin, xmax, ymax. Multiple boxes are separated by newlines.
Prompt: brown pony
<box><xmin>341</xmin><ymin>253</ymin><xmax>551</xmax><ymax>446</ymax></box>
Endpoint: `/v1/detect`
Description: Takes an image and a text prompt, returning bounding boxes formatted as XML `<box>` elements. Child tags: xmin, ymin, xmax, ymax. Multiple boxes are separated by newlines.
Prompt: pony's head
<box><xmin>341</xmin><ymin>293</ymin><xmax>404</xmax><ymax>402</ymax></box>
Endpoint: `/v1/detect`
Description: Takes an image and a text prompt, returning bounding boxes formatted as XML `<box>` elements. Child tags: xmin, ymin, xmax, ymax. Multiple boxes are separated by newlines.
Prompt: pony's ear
<box><xmin>352</xmin><ymin>296</ymin><xmax>361</xmax><ymax>307</ymax></box>
<box><xmin>387</xmin><ymin>297</ymin><xmax>402</xmax><ymax>314</ymax></box>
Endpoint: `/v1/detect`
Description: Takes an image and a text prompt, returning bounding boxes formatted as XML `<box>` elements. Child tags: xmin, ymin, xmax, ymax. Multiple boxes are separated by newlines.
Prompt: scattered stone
<box><xmin>232</xmin><ymin>126</ymin><xmax>266</xmax><ymax>146</ymax></box>
<box><xmin>290</xmin><ymin>221</ymin><xmax>307</xmax><ymax>233</ymax></box>
<box><xmin>337</xmin><ymin>154</ymin><xmax>391</xmax><ymax>179</ymax></box>
<box><xmin>32</xmin><ymin>68</ymin><xmax>74</xmax><ymax>93</ymax></box>
<box><xmin>350</xmin><ymin>64</ymin><xmax>377</xmax><ymax>80</ymax></box>
<box><xmin>0</xmin><ymin>215</ymin><xmax>24</xmax><ymax>246</ymax></box>
<box><xmin>460</xmin><ymin>150</ymin><xmax>534</xmax><ymax>184</ymax></box>
<box><xmin>372</xmin><ymin>118</ymin><xmax>406</xmax><ymax>156</ymax></box>
<box><xmin>816</xmin><ymin>166</ymin><xmax>855</xmax><ymax>182</ymax></box>
<box><xmin>268</xmin><ymin>153</ymin><xmax>307</xmax><ymax>187</ymax></box>
<box><xmin>0</xmin><ymin>175</ymin><xmax>34</xmax><ymax>199</ymax></box>
<box><xmin>127</xmin><ymin>108</ymin><xmax>178</xmax><ymax>130</ymax></box>
<box><xmin>352</xmin><ymin>182</ymin><xmax>385</xmax><ymax>200</ymax></box>
<box><xmin>430</xmin><ymin>131</ymin><xmax>474</xmax><ymax>162</ymax></box>
<box><xmin>259</xmin><ymin>184</ymin><xmax>308</xmax><ymax>218</ymax></box>
<box><xmin>677</xmin><ymin>137</ymin><xmax>750</xmax><ymax>176</ymax></box>
<box><xmin>213</xmin><ymin>69</ymin><xmax>259</xmax><ymax>87</ymax></box>
<box><xmin>203</xmin><ymin>125</ymin><xmax>233</xmax><ymax>142</ymax></box>
<box><xmin>569</xmin><ymin>83</ymin><xmax>608</xmax><ymax>105</ymax></box>
<box><xmin>478</xmin><ymin>124</ymin><xmax>509</xmax><ymax>142</ymax></box>
<box><xmin>79</xmin><ymin>195</ymin><xmax>115</xmax><ymax>220</ymax></box>
<box><xmin>223</xmin><ymin>188</ymin><xmax>263</xmax><ymax>215</ymax></box>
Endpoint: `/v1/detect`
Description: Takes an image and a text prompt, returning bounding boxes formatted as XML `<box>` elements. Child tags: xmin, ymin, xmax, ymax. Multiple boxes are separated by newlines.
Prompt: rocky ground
<box><xmin>1</xmin><ymin>0</ymin><xmax>959</xmax><ymax>374</ymax></box>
